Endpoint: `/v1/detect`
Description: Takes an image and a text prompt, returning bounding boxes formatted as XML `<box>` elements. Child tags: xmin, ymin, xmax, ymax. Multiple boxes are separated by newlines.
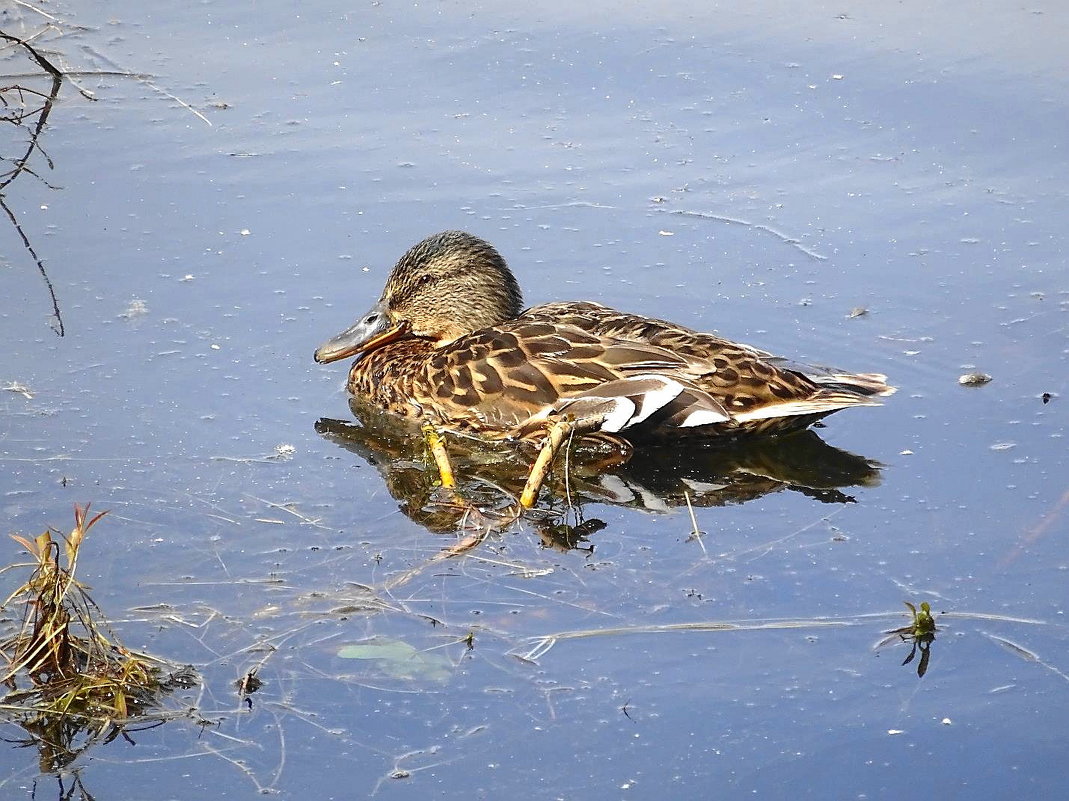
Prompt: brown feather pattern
<box><xmin>320</xmin><ymin>232</ymin><xmax>894</xmax><ymax>443</ymax></box>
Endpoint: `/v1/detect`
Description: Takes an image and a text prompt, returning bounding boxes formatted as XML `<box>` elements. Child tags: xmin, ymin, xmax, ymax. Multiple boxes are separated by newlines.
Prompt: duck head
<box><xmin>314</xmin><ymin>231</ymin><xmax>524</xmax><ymax>364</ymax></box>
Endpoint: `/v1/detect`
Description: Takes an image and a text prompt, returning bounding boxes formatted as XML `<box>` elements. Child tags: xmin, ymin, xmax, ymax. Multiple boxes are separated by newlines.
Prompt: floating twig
<box><xmin>666</xmin><ymin>209</ymin><xmax>828</xmax><ymax>261</ymax></box>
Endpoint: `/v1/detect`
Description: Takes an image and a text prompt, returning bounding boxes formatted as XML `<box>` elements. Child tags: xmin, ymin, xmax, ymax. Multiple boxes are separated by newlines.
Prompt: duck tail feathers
<box><xmin>806</xmin><ymin>372</ymin><xmax>896</xmax><ymax>398</ymax></box>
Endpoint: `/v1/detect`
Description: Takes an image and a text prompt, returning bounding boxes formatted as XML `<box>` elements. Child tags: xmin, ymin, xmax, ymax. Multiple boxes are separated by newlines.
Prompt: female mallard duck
<box><xmin>315</xmin><ymin>231</ymin><xmax>894</xmax><ymax>505</ymax></box>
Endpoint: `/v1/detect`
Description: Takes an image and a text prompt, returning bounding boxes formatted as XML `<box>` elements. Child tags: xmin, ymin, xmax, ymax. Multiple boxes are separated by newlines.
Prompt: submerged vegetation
<box><xmin>0</xmin><ymin>505</ymin><xmax>195</xmax><ymax>772</ymax></box>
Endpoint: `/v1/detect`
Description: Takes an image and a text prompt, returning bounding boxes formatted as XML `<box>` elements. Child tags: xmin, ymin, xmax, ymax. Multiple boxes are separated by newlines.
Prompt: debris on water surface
<box><xmin>958</xmin><ymin>372</ymin><xmax>992</xmax><ymax>386</ymax></box>
<box><xmin>3</xmin><ymin>381</ymin><xmax>34</xmax><ymax>399</ymax></box>
<box><xmin>847</xmin><ymin>306</ymin><xmax>868</xmax><ymax>318</ymax></box>
<box><xmin>272</xmin><ymin>443</ymin><xmax>296</xmax><ymax>460</ymax></box>
<box><xmin>119</xmin><ymin>298</ymin><xmax>148</xmax><ymax>319</ymax></box>
<box><xmin>236</xmin><ymin>668</ymin><xmax>263</xmax><ymax>696</ymax></box>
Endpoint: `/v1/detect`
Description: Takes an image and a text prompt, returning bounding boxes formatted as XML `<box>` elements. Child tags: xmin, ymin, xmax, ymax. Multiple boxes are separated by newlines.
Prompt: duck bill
<box><xmin>314</xmin><ymin>301</ymin><xmax>405</xmax><ymax>364</ymax></box>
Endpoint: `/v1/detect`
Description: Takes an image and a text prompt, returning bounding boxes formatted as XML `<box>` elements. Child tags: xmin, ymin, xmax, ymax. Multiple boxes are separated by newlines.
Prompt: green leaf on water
<box><xmin>338</xmin><ymin>638</ymin><xmax>452</xmax><ymax>682</ymax></box>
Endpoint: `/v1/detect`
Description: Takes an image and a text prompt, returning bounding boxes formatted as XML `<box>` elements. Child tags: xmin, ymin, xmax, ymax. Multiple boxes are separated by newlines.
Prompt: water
<box><xmin>1</xmin><ymin>1</ymin><xmax>1067</xmax><ymax>798</ymax></box>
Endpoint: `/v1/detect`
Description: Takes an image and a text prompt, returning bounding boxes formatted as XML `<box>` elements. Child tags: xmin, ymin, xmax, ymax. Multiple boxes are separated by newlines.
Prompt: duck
<box><xmin>315</xmin><ymin>231</ymin><xmax>894</xmax><ymax>507</ymax></box>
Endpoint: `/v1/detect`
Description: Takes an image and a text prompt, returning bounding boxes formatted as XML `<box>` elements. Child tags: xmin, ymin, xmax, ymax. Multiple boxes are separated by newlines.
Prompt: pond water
<box><xmin>2</xmin><ymin>0</ymin><xmax>1067</xmax><ymax>798</ymax></box>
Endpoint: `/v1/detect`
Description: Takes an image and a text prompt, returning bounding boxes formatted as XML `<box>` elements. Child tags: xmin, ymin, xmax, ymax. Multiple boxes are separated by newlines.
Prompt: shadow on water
<box><xmin>315</xmin><ymin>396</ymin><xmax>884</xmax><ymax>540</ymax></box>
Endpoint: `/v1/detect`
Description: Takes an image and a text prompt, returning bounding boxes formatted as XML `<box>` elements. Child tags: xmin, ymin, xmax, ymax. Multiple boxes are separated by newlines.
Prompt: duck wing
<box><xmin>422</xmin><ymin>319</ymin><xmax>705</xmax><ymax>432</ymax></box>
<box><xmin>422</xmin><ymin>306</ymin><xmax>887</xmax><ymax>440</ymax></box>
<box><xmin>523</xmin><ymin>300</ymin><xmax>895</xmax><ymax>400</ymax></box>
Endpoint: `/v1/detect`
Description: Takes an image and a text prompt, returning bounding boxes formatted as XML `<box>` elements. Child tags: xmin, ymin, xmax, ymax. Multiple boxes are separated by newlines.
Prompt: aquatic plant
<box><xmin>0</xmin><ymin>505</ymin><xmax>195</xmax><ymax>771</ymax></box>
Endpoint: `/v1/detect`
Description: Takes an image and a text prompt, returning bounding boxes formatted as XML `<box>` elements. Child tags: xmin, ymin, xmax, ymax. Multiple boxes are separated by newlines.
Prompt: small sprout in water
<box><xmin>958</xmin><ymin>372</ymin><xmax>992</xmax><ymax>386</ymax></box>
<box><xmin>905</xmin><ymin>601</ymin><xmax>935</xmax><ymax>637</ymax></box>
<box><xmin>898</xmin><ymin>601</ymin><xmax>936</xmax><ymax>677</ymax></box>
<box><xmin>880</xmin><ymin>601</ymin><xmax>937</xmax><ymax>678</ymax></box>
<box><xmin>462</xmin><ymin>631</ymin><xmax>475</xmax><ymax>651</ymax></box>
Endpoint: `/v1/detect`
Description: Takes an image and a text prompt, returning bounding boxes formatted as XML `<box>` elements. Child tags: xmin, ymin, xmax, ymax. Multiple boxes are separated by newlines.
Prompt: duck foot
<box><xmin>520</xmin><ymin>419</ymin><xmax>574</xmax><ymax>508</ymax></box>
<box><xmin>423</xmin><ymin>421</ymin><xmax>522</xmax><ymax>528</ymax></box>
<box><xmin>422</xmin><ymin>420</ymin><xmax>457</xmax><ymax>489</ymax></box>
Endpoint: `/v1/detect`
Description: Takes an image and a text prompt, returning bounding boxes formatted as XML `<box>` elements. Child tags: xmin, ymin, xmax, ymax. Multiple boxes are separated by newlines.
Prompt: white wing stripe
<box><xmin>679</xmin><ymin>408</ymin><xmax>730</xmax><ymax>427</ymax></box>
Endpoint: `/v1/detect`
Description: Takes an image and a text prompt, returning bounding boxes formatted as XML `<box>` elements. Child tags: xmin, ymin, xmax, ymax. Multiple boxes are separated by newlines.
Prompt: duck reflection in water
<box><xmin>315</xmin><ymin>396</ymin><xmax>884</xmax><ymax>547</ymax></box>
<box><xmin>314</xmin><ymin>232</ymin><xmax>894</xmax><ymax>522</ymax></box>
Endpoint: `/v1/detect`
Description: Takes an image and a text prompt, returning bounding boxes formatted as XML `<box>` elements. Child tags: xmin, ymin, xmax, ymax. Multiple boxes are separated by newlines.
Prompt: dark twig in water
<box><xmin>0</xmin><ymin>197</ymin><xmax>63</xmax><ymax>335</ymax></box>
<box><xmin>0</xmin><ymin>30</ymin><xmax>63</xmax><ymax>190</ymax></box>
<box><xmin>0</xmin><ymin>28</ymin><xmax>145</xmax><ymax>340</ymax></box>
<box><xmin>0</xmin><ymin>28</ymin><xmax>66</xmax><ymax>335</ymax></box>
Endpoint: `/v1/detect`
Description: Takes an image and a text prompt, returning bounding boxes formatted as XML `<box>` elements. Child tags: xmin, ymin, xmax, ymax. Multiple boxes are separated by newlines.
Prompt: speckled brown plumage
<box><xmin>315</xmin><ymin>231</ymin><xmax>894</xmax><ymax>443</ymax></box>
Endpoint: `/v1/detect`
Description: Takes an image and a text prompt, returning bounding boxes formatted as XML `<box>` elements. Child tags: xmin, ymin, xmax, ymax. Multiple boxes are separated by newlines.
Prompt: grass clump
<box><xmin>0</xmin><ymin>505</ymin><xmax>194</xmax><ymax>770</ymax></box>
